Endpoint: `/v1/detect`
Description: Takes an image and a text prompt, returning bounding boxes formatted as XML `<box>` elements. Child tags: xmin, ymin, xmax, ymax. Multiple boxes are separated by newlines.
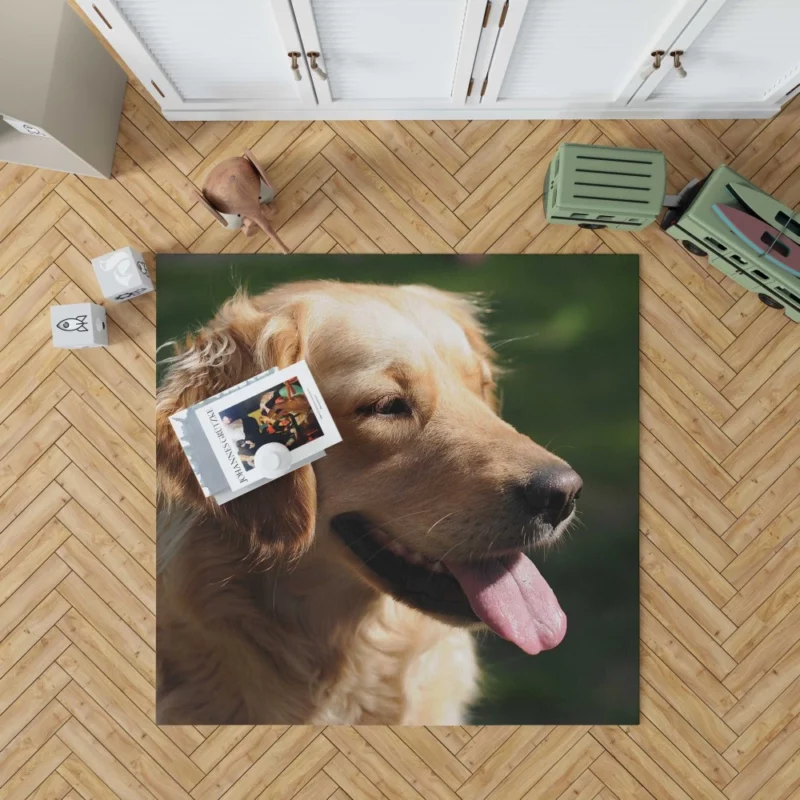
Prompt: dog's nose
<box><xmin>522</xmin><ymin>466</ymin><xmax>582</xmax><ymax>524</ymax></box>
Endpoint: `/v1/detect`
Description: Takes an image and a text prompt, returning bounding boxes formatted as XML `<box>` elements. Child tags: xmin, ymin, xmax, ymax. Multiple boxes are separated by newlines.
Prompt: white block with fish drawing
<box><xmin>91</xmin><ymin>246</ymin><xmax>154</xmax><ymax>302</ymax></box>
<box><xmin>50</xmin><ymin>303</ymin><xmax>108</xmax><ymax>349</ymax></box>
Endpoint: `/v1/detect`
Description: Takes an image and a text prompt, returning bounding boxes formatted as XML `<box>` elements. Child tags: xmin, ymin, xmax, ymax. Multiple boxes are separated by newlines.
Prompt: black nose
<box><xmin>522</xmin><ymin>466</ymin><xmax>582</xmax><ymax>524</ymax></box>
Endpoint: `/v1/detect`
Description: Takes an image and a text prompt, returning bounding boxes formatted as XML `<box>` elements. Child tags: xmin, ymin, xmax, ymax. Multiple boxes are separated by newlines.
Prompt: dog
<box><xmin>156</xmin><ymin>281</ymin><xmax>581</xmax><ymax>724</ymax></box>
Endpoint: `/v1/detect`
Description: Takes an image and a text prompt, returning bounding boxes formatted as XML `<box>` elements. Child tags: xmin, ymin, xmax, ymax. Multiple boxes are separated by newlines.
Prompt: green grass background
<box><xmin>157</xmin><ymin>254</ymin><xmax>639</xmax><ymax>725</ymax></box>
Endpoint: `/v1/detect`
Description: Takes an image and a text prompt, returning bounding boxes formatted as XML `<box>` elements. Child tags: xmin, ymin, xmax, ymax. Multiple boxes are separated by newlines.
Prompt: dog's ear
<box><xmin>156</xmin><ymin>293</ymin><xmax>316</xmax><ymax>563</ymax></box>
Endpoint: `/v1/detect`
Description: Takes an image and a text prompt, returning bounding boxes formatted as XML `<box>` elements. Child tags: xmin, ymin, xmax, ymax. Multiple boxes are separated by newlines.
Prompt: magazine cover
<box><xmin>171</xmin><ymin>361</ymin><xmax>341</xmax><ymax>503</ymax></box>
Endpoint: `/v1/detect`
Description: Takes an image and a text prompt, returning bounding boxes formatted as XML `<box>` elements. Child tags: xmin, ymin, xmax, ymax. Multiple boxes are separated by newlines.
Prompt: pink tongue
<box><xmin>444</xmin><ymin>552</ymin><xmax>566</xmax><ymax>655</ymax></box>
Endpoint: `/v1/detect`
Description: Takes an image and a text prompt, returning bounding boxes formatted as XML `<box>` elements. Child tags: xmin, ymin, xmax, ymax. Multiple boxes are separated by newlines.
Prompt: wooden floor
<box><xmin>1</xmin><ymin>75</ymin><xmax>800</xmax><ymax>800</ymax></box>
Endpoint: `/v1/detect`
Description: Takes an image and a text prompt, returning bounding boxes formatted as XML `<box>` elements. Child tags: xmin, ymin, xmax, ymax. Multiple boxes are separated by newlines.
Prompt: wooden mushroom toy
<box><xmin>195</xmin><ymin>149</ymin><xmax>289</xmax><ymax>254</ymax></box>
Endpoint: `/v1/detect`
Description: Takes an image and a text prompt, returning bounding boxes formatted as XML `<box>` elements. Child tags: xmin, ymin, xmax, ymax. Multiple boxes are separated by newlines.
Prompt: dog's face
<box><xmin>157</xmin><ymin>281</ymin><xmax>580</xmax><ymax>655</ymax></box>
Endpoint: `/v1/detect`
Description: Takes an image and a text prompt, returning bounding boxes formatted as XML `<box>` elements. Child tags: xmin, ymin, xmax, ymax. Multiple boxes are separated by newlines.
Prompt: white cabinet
<box><xmin>290</xmin><ymin>0</ymin><xmax>486</xmax><ymax>109</ymax></box>
<box><xmin>478</xmin><ymin>0</ymin><xmax>708</xmax><ymax>107</ymax></box>
<box><xmin>629</xmin><ymin>0</ymin><xmax>800</xmax><ymax>110</ymax></box>
<box><xmin>76</xmin><ymin>0</ymin><xmax>800</xmax><ymax>120</ymax></box>
<box><xmin>80</xmin><ymin>0</ymin><xmax>316</xmax><ymax>111</ymax></box>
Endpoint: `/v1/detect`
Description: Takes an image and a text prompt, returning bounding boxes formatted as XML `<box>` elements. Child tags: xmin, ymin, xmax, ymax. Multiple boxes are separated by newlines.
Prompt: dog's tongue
<box><xmin>444</xmin><ymin>552</ymin><xmax>566</xmax><ymax>655</ymax></box>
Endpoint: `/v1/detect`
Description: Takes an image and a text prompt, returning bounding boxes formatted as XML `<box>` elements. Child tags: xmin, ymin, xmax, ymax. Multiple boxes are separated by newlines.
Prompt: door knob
<box><xmin>670</xmin><ymin>50</ymin><xmax>687</xmax><ymax>79</ymax></box>
<box><xmin>307</xmin><ymin>52</ymin><xmax>328</xmax><ymax>81</ymax></box>
<box><xmin>641</xmin><ymin>51</ymin><xmax>665</xmax><ymax>81</ymax></box>
<box><xmin>288</xmin><ymin>52</ymin><xmax>302</xmax><ymax>81</ymax></box>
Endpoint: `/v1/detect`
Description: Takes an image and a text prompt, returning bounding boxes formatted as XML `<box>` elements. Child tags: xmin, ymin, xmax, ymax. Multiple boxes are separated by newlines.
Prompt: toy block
<box><xmin>91</xmin><ymin>246</ymin><xmax>153</xmax><ymax>301</ymax></box>
<box><xmin>51</xmin><ymin>302</ymin><xmax>107</xmax><ymax>348</ymax></box>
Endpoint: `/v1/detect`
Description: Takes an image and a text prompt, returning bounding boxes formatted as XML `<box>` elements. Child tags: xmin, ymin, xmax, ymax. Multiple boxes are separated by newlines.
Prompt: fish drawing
<box><xmin>57</xmin><ymin>315</ymin><xmax>89</xmax><ymax>332</ymax></box>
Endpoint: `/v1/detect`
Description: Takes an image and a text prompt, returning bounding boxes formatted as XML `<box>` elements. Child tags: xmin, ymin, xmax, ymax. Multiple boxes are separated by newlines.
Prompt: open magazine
<box><xmin>169</xmin><ymin>361</ymin><xmax>341</xmax><ymax>504</ymax></box>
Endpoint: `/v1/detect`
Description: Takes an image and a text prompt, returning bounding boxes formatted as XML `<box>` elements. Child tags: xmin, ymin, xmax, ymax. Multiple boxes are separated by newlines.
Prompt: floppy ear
<box><xmin>243</xmin><ymin>148</ymin><xmax>273</xmax><ymax>192</ymax></box>
<box><xmin>194</xmin><ymin>190</ymin><xmax>229</xmax><ymax>228</ymax></box>
<box><xmin>156</xmin><ymin>292</ymin><xmax>316</xmax><ymax>564</ymax></box>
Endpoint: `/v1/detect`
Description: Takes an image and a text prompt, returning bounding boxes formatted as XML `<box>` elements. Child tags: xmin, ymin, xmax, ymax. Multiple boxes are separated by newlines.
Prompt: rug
<box><xmin>155</xmin><ymin>254</ymin><xmax>639</xmax><ymax>725</ymax></box>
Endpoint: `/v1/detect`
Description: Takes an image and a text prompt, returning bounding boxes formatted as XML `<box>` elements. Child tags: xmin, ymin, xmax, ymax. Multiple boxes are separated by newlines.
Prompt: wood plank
<box><xmin>454</xmin><ymin>121</ymin><xmax>536</xmax><ymax>192</ymax></box>
<box><xmin>455</xmin><ymin>119</ymin><xmax>576</xmax><ymax>229</ymax></box>
<box><xmin>364</xmin><ymin>120</ymin><xmax>468</xmax><ymax>209</ymax></box>
<box><xmin>0</xmin><ymin>163</ymin><xmax>36</xmax><ymax>206</ymax></box>
<box><xmin>122</xmin><ymin>85</ymin><xmax>201</xmax><ymax>175</ymax></box>
<box><xmin>56</xmin><ymin>464</ymin><xmax>155</xmax><ymax>575</ymax></box>
<box><xmin>0</xmin><ymin>192</ymin><xmax>68</xmax><ymax>279</ymax></box>
<box><xmin>399</xmin><ymin>121</ymin><xmax>469</xmax><ymax>174</ymax></box>
<box><xmin>321</xmin><ymin>173</ymin><xmax>415</xmax><ymax>254</ymax></box>
<box><xmin>0</xmin><ymin>169</ymin><xmax>64</xmax><ymax>243</ymax></box>
<box><xmin>0</xmin><ymin>229</ymin><xmax>68</xmax><ymax>316</ymax></box>
<box><xmin>326</xmin><ymin>126</ymin><xmax>464</xmax><ymax>249</ymax></box>
<box><xmin>458</xmin><ymin>121</ymin><xmax>599</xmax><ymax>251</ymax></box>
<box><xmin>111</xmin><ymin>147</ymin><xmax>202</xmax><ymax>248</ymax></box>
<box><xmin>116</xmin><ymin>115</ymin><xmax>200</xmax><ymax>211</ymax></box>
<box><xmin>56</xmin><ymin>646</ymin><xmax>204</xmax><ymax>790</ymax></box>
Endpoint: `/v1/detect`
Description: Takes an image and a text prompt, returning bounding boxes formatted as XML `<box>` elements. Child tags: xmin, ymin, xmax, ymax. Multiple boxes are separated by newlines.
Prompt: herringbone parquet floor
<box><xmin>2</xmin><ymin>61</ymin><xmax>800</xmax><ymax>798</ymax></box>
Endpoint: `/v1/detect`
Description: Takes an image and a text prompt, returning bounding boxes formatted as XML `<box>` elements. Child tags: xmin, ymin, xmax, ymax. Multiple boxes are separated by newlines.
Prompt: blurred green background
<box><xmin>157</xmin><ymin>254</ymin><xmax>640</xmax><ymax>725</ymax></box>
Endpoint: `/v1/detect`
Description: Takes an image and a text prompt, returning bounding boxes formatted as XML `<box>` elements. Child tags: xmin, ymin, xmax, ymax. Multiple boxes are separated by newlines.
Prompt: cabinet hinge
<box><xmin>480</xmin><ymin>77</ymin><xmax>488</xmax><ymax>97</ymax></box>
<box><xmin>499</xmin><ymin>0</ymin><xmax>509</xmax><ymax>28</ymax></box>
<box><xmin>467</xmin><ymin>77</ymin><xmax>474</xmax><ymax>97</ymax></box>
<box><xmin>482</xmin><ymin>1</ymin><xmax>492</xmax><ymax>27</ymax></box>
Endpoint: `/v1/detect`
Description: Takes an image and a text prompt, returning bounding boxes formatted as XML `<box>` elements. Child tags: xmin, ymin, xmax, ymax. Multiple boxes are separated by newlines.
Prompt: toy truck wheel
<box><xmin>682</xmin><ymin>240</ymin><xmax>707</xmax><ymax>257</ymax></box>
<box><xmin>578</xmin><ymin>223</ymin><xmax>607</xmax><ymax>230</ymax></box>
<box><xmin>758</xmin><ymin>293</ymin><xmax>785</xmax><ymax>310</ymax></box>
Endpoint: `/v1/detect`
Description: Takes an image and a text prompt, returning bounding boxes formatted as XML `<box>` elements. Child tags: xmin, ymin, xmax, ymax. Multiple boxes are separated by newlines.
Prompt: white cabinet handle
<box><xmin>640</xmin><ymin>50</ymin><xmax>665</xmax><ymax>81</ymax></box>
<box><xmin>307</xmin><ymin>52</ymin><xmax>327</xmax><ymax>81</ymax></box>
<box><xmin>288</xmin><ymin>52</ymin><xmax>302</xmax><ymax>81</ymax></box>
<box><xmin>670</xmin><ymin>50</ymin><xmax>687</xmax><ymax>79</ymax></box>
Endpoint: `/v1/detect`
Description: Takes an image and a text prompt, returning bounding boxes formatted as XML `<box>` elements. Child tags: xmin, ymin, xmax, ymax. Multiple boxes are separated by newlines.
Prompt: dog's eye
<box><xmin>361</xmin><ymin>396</ymin><xmax>412</xmax><ymax>416</ymax></box>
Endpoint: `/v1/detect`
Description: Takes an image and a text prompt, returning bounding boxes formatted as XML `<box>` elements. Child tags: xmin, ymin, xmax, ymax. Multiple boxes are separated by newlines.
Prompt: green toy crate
<box><xmin>544</xmin><ymin>143</ymin><xmax>667</xmax><ymax>231</ymax></box>
<box><xmin>661</xmin><ymin>165</ymin><xmax>800</xmax><ymax>322</ymax></box>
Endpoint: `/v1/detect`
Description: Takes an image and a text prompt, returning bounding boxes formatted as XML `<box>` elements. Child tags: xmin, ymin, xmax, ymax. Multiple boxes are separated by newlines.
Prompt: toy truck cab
<box><xmin>660</xmin><ymin>165</ymin><xmax>800</xmax><ymax>322</ymax></box>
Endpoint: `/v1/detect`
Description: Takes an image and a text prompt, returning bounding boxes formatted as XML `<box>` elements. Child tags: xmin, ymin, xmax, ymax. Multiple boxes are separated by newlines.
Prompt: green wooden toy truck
<box><xmin>660</xmin><ymin>165</ymin><xmax>800</xmax><ymax>322</ymax></box>
<box><xmin>543</xmin><ymin>143</ymin><xmax>667</xmax><ymax>231</ymax></box>
<box><xmin>544</xmin><ymin>143</ymin><xmax>800</xmax><ymax>322</ymax></box>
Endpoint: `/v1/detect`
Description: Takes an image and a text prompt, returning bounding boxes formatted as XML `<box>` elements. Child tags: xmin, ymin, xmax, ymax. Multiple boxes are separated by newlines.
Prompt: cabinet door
<box><xmin>480</xmin><ymin>0</ymin><xmax>707</xmax><ymax>109</ymax></box>
<box><xmin>289</xmin><ymin>0</ymin><xmax>486</xmax><ymax>109</ymax></box>
<box><xmin>76</xmin><ymin>0</ymin><xmax>316</xmax><ymax>112</ymax></box>
<box><xmin>631</xmin><ymin>0</ymin><xmax>800</xmax><ymax>108</ymax></box>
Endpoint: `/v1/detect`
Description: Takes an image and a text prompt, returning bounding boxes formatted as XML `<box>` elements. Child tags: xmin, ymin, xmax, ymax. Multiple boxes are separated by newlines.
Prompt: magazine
<box><xmin>169</xmin><ymin>361</ymin><xmax>341</xmax><ymax>504</ymax></box>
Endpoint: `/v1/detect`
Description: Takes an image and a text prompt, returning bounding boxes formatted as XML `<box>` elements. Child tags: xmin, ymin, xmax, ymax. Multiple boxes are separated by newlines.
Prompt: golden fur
<box><xmin>156</xmin><ymin>281</ymin><xmax>571</xmax><ymax>724</ymax></box>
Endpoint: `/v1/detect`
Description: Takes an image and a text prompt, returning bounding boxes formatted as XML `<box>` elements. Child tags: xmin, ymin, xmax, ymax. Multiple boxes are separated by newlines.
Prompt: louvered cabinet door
<box><xmin>289</xmin><ymin>0</ymin><xmax>486</xmax><ymax>108</ymax></box>
<box><xmin>479</xmin><ymin>0</ymin><xmax>708</xmax><ymax>109</ymax></box>
<box><xmin>75</xmin><ymin>0</ymin><xmax>316</xmax><ymax>113</ymax></box>
<box><xmin>631</xmin><ymin>0</ymin><xmax>800</xmax><ymax>110</ymax></box>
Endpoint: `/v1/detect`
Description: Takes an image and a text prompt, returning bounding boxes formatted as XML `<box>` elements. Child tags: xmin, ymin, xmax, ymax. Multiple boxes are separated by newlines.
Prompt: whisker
<box><xmin>490</xmin><ymin>334</ymin><xmax>538</xmax><ymax>350</ymax></box>
<box><xmin>424</xmin><ymin>511</ymin><xmax>455</xmax><ymax>537</ymax></box>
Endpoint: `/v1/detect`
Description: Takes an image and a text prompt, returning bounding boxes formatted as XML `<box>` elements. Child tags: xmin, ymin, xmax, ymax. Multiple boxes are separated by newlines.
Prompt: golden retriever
<box><xmin>156</xmin><ymin>281</ymin><xmax>581</xmax><ymax>725</ymax></box>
